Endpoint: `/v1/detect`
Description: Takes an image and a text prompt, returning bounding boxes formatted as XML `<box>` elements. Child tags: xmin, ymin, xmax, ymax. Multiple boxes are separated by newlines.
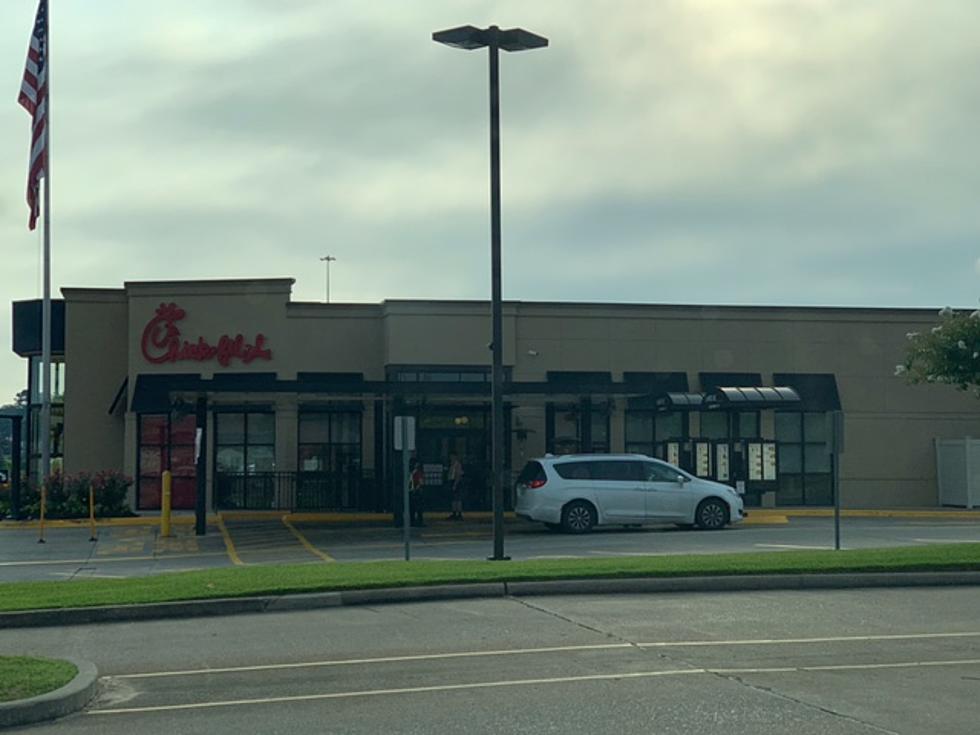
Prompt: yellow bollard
<box><xmin>89</xmin><ymin>485</ymin><xmax>97</xmax><ymax>542</ymax></box>
<box><xmin>38</xmin><ymin>483</ymin><xmax>46</xmax><ymax>544</ymax></box>
<box><xmin>161</xmin><ymin>470</ymin><xmax>172</xmax><ymax>538</ymax></box>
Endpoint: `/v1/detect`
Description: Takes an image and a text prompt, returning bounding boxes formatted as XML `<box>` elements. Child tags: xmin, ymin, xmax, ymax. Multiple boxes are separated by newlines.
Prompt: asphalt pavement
<box><xmin>2</xmin><ymin>586</ymin><xmax>979</xmax><ymax>734</ymax></box>
<box><xmin>2</xmin><ymin>515</ymin><xmax>980</xmax><ymax>582</ymax></box>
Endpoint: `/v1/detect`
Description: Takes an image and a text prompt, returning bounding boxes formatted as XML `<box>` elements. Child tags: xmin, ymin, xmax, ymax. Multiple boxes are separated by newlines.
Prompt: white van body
<box><xmin>514</xmin><ymin>454</ymin><xmax>745</xmax><ymax>533</ymax></box>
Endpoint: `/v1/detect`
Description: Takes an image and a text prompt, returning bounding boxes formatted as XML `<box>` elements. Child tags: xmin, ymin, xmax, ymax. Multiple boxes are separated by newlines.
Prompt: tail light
<box><xmin>528</xmin><ymin>478</ymin><xmax>547</xmax><ymax>489</ymax></box>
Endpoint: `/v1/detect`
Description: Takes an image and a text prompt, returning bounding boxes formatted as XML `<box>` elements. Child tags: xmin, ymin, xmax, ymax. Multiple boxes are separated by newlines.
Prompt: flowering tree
<box><xmin>897</xmin><ymin>307</ymin><xmax>980</xmax><ymax>395</ymax></box>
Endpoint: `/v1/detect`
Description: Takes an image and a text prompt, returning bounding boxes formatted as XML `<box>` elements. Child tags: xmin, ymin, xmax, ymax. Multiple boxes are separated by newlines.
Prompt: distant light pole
<box><xmin>433</xmin><ymin>24</ymin><xmax>548</xmax><ymax>562</ymax></box>
<box><xmin>320</xmin><ymin>255</ymin><xmax>337</xmax><ymax>302</ymax></box>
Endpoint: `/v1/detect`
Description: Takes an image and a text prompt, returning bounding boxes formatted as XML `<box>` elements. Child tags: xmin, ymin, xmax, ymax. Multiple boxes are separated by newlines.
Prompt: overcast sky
<box><xmin>1</xmin><ymin>0</ymin><xmax>979</xmax><ymax>403</ymax></box>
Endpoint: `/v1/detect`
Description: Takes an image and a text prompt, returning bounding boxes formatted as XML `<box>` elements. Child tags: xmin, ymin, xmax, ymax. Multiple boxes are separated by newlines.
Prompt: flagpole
<box><xmin>39</xmin><ymin>0</ymin><xmax>51</xmax><ymax>480</ymax></box>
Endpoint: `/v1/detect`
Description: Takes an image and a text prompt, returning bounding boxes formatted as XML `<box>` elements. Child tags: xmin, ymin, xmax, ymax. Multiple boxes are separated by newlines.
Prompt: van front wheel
<box><xmin>695</xmin><ymin>498</ymin><xmax>729</xmax><ymax>530</ymax></box>
<box><xmin>562</xmin><ymin>501</ymin><xmax>596</xmax><ymax>534</ymax></box>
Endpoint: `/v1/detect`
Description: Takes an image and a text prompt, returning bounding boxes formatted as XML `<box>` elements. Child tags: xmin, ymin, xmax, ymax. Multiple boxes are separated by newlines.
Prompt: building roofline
<box><xmin>122</xmin><ymin>278</ymin><xmax>295</xmax><ymax>289</ymax></box>
<box><xmin>376</xmin><ymin>298</ymin><xmax>955</xmax><ymax>316</ymax></box>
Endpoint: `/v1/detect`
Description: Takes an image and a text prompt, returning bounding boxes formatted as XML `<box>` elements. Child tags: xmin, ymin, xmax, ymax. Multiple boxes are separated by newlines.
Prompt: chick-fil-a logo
<box><xmin>140</xmin><ymin>302</ymin><xmax>272</xmax><ymax>367</ymax></box>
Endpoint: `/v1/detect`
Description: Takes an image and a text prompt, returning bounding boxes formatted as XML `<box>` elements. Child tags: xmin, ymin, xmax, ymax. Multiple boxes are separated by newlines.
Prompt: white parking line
<box><xmin>637</xmin><ymin>631</ymin><xmax>980</xmax><ymax>647</ymax></box>
<box><xmin>112</xmin><ymin>643</ymin><xmax>635</xmax><ymax>679</ymax></box>
<box><xmin>89</xmin><ymin>658</ymin><xmax>980</xmax><ymax>715</ymax></box>
<box><xmin>110</xmin><ymin>631</ymin><xmax>980</xmax><ymax>680</ymax></box>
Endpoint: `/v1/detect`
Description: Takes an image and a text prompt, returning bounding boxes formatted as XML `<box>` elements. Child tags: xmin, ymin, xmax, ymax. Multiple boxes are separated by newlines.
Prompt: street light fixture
<box><xmin>433</xmin><ymin>24</ymin><xmax>548</xmax><ymax>562</ymax></box>
<box><xmin>320</xmin><ymin>255</ymin><xmax>337</xmax><ymax>303</ymax></box>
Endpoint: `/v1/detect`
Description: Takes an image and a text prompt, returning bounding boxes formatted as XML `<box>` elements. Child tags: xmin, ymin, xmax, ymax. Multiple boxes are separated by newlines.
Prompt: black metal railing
<box><xmin>215</xmin><ymin>470</ymin><xmax>375</xmax><ymax>511</ymax></box>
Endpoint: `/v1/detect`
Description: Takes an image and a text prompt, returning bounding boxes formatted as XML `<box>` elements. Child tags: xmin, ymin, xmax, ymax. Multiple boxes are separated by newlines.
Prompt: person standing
<box><xmin>409</xmin><ymin>457</ymin><xmax>425</xmax><ymax>527</ymax></box>
<box><xmin>447</xmin><ymin>451</ymin><xmax>464</xmax><ymax>520</ymax></box>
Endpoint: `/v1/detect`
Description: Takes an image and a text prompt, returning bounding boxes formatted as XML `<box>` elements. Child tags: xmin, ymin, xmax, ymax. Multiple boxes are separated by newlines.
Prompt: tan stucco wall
<box><xmin>62</xmin><ymin>289</ymin><xmax>127</xmax><ymax>477</ymax></box>
<box><xmin>57</xmin><ymin>279</ymin><xmax>980</xmax><ymax>509</ymax></box>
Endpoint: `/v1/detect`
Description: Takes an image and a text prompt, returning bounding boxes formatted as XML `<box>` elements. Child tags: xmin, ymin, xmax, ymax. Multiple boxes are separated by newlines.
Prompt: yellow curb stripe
<box><xmin>0</xmin><ymin>516</ymin><xmax>220</xmax><ymax>530</ymax></box>
<box><xmin>741</xmin><ymin>515</ymin><xmax>789</xmax><ymax>525</ymax></box>
<box><xmin>216</xmin><ymin>516</ymin><xmax>244</xmax><ymax>566</ymax></box>
<box><xmin>777</xmin><ymin>509</ymin><xmax>980</xmax><ymax>520</ymax></box>
<box><xmin>282</xmin><ymin>517</ymin><xmax>334</xmax><ymax>562</ymax></box>
<box><xmin>0</xmin><ymin>551</ymin><xmax>230</xmax><ymax>567</ymax></box>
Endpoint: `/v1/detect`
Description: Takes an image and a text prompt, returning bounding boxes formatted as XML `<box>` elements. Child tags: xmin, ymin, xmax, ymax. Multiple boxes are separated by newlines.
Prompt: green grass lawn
<box><xmin>0</xmin><ymin>657</ymin><xmax>77</xmax><ymax>702</ymax></box>
<box><xmin>1</xmin><ymin>544</ymin><xmax>978</xmax><ymax>614</ymax></box>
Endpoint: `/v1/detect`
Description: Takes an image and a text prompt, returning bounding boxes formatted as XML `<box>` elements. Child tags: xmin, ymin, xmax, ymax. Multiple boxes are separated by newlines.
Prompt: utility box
<box><xmin>935</xmin><ymin>438</ymin><xmax>980</xmax><ymax>508</ymax></box>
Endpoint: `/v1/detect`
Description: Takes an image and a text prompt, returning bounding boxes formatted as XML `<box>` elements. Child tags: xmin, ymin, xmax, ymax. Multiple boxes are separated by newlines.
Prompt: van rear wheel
<box><xmin>562</xmin><ymin>501</ymin><xmax>596</xmax><ymax>534</ymax></box>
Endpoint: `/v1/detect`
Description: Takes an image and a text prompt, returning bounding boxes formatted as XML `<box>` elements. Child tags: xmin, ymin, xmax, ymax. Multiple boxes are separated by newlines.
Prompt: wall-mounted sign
<box><xmin>748</xmin><ymin>443</ymin><xmax>763</xmax><ymax>481</ymax></box>
<box><xmin>695</xmin><ymin>442</ymin><xmax>711</xmax><ymax>477</ymax></box>
<box><xmin>666</xmin><ymin>442</ymin><xmax>680</xmax><ymax>467</ymax></box>
<box><xmin>716</xmin><ymin>443</ymin><xmax>730</xmax><ymax>482</ymax></box>
<box><xmin>141</xmin><ymin>303</ymin><xmax>272</xmax><ymax>367</ymax></box>
<box><xmin>763</xmin><ymin>442</ymin><xmax>778</xmax><ymax>481</ymax></box>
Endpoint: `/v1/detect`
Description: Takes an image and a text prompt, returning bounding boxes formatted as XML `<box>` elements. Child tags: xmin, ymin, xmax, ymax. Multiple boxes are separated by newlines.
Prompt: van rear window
<box><xmin>517</xmin><ymin>461</ymin><xmax>546</xmax><ymax>485</ymax></box>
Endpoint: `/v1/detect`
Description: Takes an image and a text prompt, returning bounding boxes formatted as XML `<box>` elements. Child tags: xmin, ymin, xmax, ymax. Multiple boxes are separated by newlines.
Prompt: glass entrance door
<box><xmin>414</xmin><ymin>408</ymin><xmax>490</xmax><ymax>512</ymax></box>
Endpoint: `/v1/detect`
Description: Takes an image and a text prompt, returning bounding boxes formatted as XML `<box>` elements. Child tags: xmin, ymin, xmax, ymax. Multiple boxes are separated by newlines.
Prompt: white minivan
<box><xmin>514</xmin><ymin>454</ymin><xmax>745</xmax><ymax>533</ymax></box>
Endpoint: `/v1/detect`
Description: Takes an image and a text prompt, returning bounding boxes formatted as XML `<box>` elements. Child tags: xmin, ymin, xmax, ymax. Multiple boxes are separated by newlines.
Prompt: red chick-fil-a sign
<box><xmin>140</xmin><ymin>302</ymin><xmax>272</xmax><ymax>367</ymax></box>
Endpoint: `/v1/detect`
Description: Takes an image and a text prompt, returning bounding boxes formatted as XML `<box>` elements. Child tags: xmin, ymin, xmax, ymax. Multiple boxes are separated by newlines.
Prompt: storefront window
<box><xmin>215</xmin><ymin>412</ymin><xmax>275</xmax><ymax>475</ymax></box>
<box><xmin>699</xmin><ymin>412</ymin><xmax>728</xmax><ymax>440</ymax></box>
<box><xmin>699</xmin><ymin>411</ymin><xmax>759</xmax><ymax>440</ymax></box>
<box><xmin>624</xmin><ymin>411</ymin><xmax>684</xmax><ymax>458</ymax></box>
<box><xmin>550</xmin><ymin>403</ymin><xmax>610</xmax><ymax>454</ymax></box>
<box><xmin>297</xmin><ymin>411</ymin><xmax>361</xmax><ymax>509</ymax></box>
<box><xmin>298</xmin><ymin>412</ymin><xmax>361</xmax><ymax>472</ymax></box>
<box><xmin>776</xmin><ymin>411</ymin><xmax>832</xmax><ymax>505</ymax></box>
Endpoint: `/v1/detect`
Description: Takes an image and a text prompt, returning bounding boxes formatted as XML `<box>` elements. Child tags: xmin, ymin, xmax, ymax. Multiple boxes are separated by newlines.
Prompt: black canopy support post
<box><xmin>545</xmin><ymin>403</ymin><xmax>555</xmax><ymax>453</ymax></box>
<box><xmin>373</xmin><ymin>399</ymin><xmax>385</xmax><ymax>513</ymax></box>
<box><xmin>580</xmin><ymin>396</ymin><xmax>592</xmax><ymax>452</ymax></box>
<box><xmin>195</xmin><ymin>396</ymin><xmax>207</xmax><ymax>536</ymax></box>
<box><xmin>10</xmin><ymin>416</ymin><xmax>22</xmax><ymax>520</ymax></box>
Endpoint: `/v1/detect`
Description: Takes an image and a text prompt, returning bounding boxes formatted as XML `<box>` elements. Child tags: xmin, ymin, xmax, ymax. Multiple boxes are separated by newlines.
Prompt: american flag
<box><xmin>18</xmin><ymin>0</ymin><xmax>48</xmax><ymax>231</ymax></box>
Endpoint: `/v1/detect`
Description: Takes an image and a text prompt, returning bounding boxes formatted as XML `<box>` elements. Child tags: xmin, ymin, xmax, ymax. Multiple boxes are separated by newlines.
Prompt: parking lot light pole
<box><xmin>433</xmin><ymin>24</ymin><xmax>547</xmax><ymax>562</ymax></box>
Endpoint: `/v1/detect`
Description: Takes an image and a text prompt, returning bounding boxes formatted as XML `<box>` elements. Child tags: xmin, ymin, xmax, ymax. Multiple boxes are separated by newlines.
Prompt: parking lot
<box><xmin>2</xmin><ymin>513</ymin><xmax>980</xmax><ymax>582</ymax></box>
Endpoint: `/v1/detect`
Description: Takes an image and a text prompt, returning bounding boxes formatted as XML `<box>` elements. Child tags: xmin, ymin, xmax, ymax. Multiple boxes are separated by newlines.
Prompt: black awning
<box><xmin>655</xmin><ymin>392</ymin><xmax>706</xmax><ymax>411</ymax></box>
<box><xmin>699</xmin><ymin>372</ymin><xmax>762</xmax><ymax>392</ymax></box>
<box><xmin>209</xmin><ymin>372</ymin><xmax>280</xmax><ymax>390</ymax></box>
<box><xmin>704</xmin><ymin>386</ymin><xmax>801</xmax><ymax>409</ymax></box>
<box><xmin>130</xmin><ymin>374</ymin><xmax>201</xmax><ymax>413</ymax></box>
<box><xmin>107</xmin><ymin>378</ymin><xmax>128</xmax><ymax>415</ymax></box>
<box><xmin>772</xmin><ymin>373</ymin><xmax>841</xmax><ymax>411</ymax></box>
<box><xmin>654</xmin><ymin>386</ymin><xmax>801</xmax><ymax>412</ymax></box>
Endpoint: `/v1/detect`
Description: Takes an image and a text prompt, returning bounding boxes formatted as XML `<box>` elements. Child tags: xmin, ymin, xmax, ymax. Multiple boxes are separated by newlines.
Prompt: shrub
<box><xmin>19</xmin><ymin>471</ymin><xmax>134</xmax><ymax>519</ymax></box>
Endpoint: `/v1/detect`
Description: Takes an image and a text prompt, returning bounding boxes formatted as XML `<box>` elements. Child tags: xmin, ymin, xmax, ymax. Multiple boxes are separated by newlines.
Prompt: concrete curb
<box><xmin>0</xmin><ymin>657</ymin><xmax>98</xmax><ymax>730</ymax></box>
<box><xmin>2</xmin><ymin>572</ymin><xmax>980</xmax><ymax>630</ymax></box>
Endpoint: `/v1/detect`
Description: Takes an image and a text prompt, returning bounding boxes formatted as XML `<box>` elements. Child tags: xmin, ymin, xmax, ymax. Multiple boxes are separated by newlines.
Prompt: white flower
<box><xmin>959</xmin><ymin>340</ymin><xmax>968</xmax><ymax>350</ymax></box>
<box><xmin>894</xmin><ymin>365</ymin><xmax>907</xmax><ymax>376</ymax></box>
<box><xmin>931</xmin><ymin>326</ymin><xmax>943</xmax><ymax>334</ymax></box>
<box><xmin>906</xmin><ymin>331</ymin><xmax>919</xmax><ymax>340</ymax></box>
<box><xmin>974</xmin><ymin>352</ymin><xmax>979</xmax><ymax>359</ymax></box>
<box><xmin>939</xmin><ymin>306</ymin><xmax>954</xmax><ymax>317</ymax></box>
